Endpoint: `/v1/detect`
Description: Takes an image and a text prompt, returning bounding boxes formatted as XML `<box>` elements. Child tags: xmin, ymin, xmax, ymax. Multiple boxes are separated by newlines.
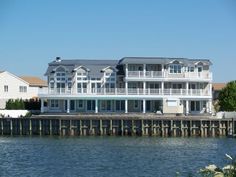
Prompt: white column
<box><xmin>143</xmin><ymin>99</ymin><xmax>146</xmax><ymax>113</ymax></box>
<box><xmin>161</xmin><ymin>82</ymin><xmax>164</xmax><ymax>94</ymax></box>
<box><xmin>143</xmin><ymin>64</ymin><xmax>146</xmax><ymax>77</ymax></box>
<box><xmin>95</xmin><ymin>99</ymin><xmax>98</xmax><ymax>113</ymax></box>
<box><xmin>161</xmin><ymin>64</ymin><xmax>164</xmax><ymax>77</ymax></box>
<box><xmin>208</xmin><ymin>99</ymin><xmax>212</xmax><ymax>114</ymax></box>
<box><xmin>67</xmin><ymin>99</ymin><xmax>70</xmax><ymax>113</ymax></box>
<box><xmin>209</xmin><ymin>83</ymin><xmax>212</xmax><ymax>96</ymax></box>
<box><xmin>125</xmin><ymin>99</ymin><xmax>128</xmax><ymax>113</ymax></box>
<box><xmin>143</xmin><ymin>81</ymin><xmax>146</xmax><ymax>94</ymax></box>
<box><xmin>40</xmin><ymin>98</ymin><xmax>44</xmax><ymax>113</ymax></box>
<box><xmin>125</xmin><ymin>64</ymin><xmax>128</xmax><ymax>77</ymax></box>
<box><xmin>186</xmin><ymin>82</ymin><xmax>189</xmax><ymax>95</ymax></box>
<box><xmin>125</xmin><ymin>81</ymin><xmax>128</xmax><ymax>94</ymax></box>
<box><xmin>186</xmin><ymin>100</ymin><xmax>189</xmax><ymax>115</ymax></box>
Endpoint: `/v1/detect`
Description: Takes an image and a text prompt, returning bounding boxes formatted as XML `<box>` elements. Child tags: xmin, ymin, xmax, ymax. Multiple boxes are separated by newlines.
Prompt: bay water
<box><xmin>0</xmin><ymin>136</ymin><xmax>235</xmax><ymax>177</ymax></box>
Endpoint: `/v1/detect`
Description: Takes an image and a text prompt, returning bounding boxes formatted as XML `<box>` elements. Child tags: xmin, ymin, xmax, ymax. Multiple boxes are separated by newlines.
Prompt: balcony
<box><xmin>39</xmin><ymin>88</ymin><xmax>210</xmax><ymax>97</ymax></box>
<box><xmin>126</xmin><ymin>71</ymin><xmax>212</xmax><ymax>80</ymax></box>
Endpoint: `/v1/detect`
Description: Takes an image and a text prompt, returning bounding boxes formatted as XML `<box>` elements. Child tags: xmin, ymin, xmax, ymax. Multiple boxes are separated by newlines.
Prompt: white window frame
<box><xmin>169</xmin><ymin>64</ymin><xmax>182</xmax><ymax>74</ymax></box>
<box><xmin>50</xmin><ymin>100</ymin><xmax>59</xmax><ymax>108</ymax></box>
<box><xmin>19</xmin><ymin>86</ymin><xmax>27</xmax><ymax>93</ymax></box>
<box><xmin>4</xmin><ymin>85</ymin><xmax>8</xmax><ymax>92</ymax></box>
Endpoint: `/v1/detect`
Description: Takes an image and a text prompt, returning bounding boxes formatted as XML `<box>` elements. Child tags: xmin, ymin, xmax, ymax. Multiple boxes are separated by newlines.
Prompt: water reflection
<box><xmin>0</xmin><ymin>136</ymin><xmax>235</xmax><ymax>177</ymax></box>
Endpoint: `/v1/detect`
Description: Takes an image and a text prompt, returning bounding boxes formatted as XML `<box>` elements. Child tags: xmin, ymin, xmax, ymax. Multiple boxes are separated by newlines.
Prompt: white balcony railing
<box><xmin>39</xmin><ymin>88</ymin><xmax>210</xmax><ymax>96</ymax></box>
<box><xmin>127</xmin><ymin>71</ymin><xmax>212</xmax><ymax>79</ymax></box>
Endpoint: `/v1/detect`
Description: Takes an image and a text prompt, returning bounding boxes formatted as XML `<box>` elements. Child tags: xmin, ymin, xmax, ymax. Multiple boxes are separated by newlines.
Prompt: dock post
<box><xmin>181</xmin><ymin>120</ymin><xmax>184</xmax><ymax>137</ymax></box>
<box><xmin>190</xmin><ymin>120</ymin><xmax>192</xmax><ymax>136</ymax></box>
<box><xmin>193</xmin><ymin>121</ymin><xmax>196</xmax><ymax>136</ymax></box>
<box><xmin>141</xmin><ymin>119</ymin><xmax>144</xmax><ymax>136</ymax></box>
<box><xmin>100</xmin><ymin>119</ymin><xmax>103</xmax><ymax>135</ymax></box>
<box><xmin>200</xmin><ymin>120</ymin><xmax>203</xmax><ymax>137</ymax></box>
<box><xmin>89</xmin><ymin>119</ymin><xmax>93</xmax><ymax>135</ymax></box>
<box><xmin>152</xmin><ymin>121</ymin><xmax>157</xmax><ymax>136</ymax></box>
<box><xmin>212</xmin><ymin>121</ymin><xmax>215</xmax><ymax>137</ymax></box>
<box><xmin>233</xmin><ymin>118</ymin><xmax>235</xmax><ymax>136</ymax></box>
<box><xmin>161</xmin><ymin>120</ymin><xmax>164</xmax><ymax>137</ymax></box>
<box><xmin>39</xmin><ymin>119</ymin><xmax>42</xmax><ymax>136</ymax></box>
<box><xmin>170</xmin><ymin>120</ymin><xmax>173</xmax><ymax>137</ymax></box>
<box><xmin>59</xmin><ymin>119</ymin><xmax>62</xmax><ymax>136</ymax></box>
<box><xmin>29</xmin><ymin>119</ymin><xmax>32</xmax><ymax>135</ymax></box>
<box><xmin>203</xmin><ymin>122</ymin><xmax>206</xmax><ymax>137</ymax></box>
<box><xmin>19</xmin><ymin>119</ymin><xmax>22</xmax><ymax>135</ymax></box>
<box><xmin>131</xmin><ymin>120</ymin><xmax>135</xmax><ymax>136</ymax></box>
<box><xmin>110</xmin><ymin>119</ymin><xmax>113</xmax><ymax>135</ymax></box>
<box><xmin>10</xmin><ymin>119</ymin><xmax>13</xmax><ymax>136</ymax></box>
<box><xmin>49</xmin><ymin>119</ymin><xmax>52</xmax><ymax>136</ymax></box>
<box><xmin>219</xmin><ymin>120</ymin><xmax>222</xmax><ymax>136</ymax></box>
<box><xmin>121</xmin><ymin>120</ymin><xmax>124</xmax><ymax>136</ymax></box>
<box><xmin>69</xmin><ymin>120</ymin><xmax>73</xmax><ymax>136</ymax></box>
<box><xmin>150</xmin><ymin>120</ymin><xmax>153</xmax><ymax>136</ymax></box>
<box><xmin>1</xmin><ymin>119</ymin><xmax>3</xmax><ymax>135</ymax></box>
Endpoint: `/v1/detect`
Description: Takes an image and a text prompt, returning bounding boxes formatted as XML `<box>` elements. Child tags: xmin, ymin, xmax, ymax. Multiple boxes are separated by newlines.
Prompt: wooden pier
<box><xmin>0</xmin><ymin>115</ymin><xmax>235</xmax><ymax>137</ymax></box>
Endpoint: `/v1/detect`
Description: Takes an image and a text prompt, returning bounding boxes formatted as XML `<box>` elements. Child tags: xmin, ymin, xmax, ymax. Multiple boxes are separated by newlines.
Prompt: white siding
<box><xmin>0</xmin><ymin>71</ymin><xmax>46</xmax><ymax>109</ymax></box>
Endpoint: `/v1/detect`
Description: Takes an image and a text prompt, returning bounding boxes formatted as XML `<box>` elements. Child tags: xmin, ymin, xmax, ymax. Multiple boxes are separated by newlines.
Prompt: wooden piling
<box><xmin>59</xmin><ymin>119</ymin><xmax>62</xmax><ymax>136</ymax></box>
<box><xmin>100</xmin><ymin>119</ymin><xmax>103</xmax><ymax>135</ymax></box>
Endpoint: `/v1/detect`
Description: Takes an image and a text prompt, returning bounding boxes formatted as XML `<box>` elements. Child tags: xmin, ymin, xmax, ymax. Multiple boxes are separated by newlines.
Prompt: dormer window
<box><xmin>169</xmin><ymin>64</ymin><xmax>181</xmax><ymax>74</ymax></box>
<box><xmin>188</xmin><ymin>66</ymin><xmax>194</xmax><ymax>72</ymax></box>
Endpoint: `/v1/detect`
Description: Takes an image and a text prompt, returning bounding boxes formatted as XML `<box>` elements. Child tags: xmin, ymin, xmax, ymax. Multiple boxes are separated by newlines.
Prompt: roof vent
<box><xmin>55</xmin><ymin>57</ymin><xmax>61</xmax><ymax>62</ymax></box>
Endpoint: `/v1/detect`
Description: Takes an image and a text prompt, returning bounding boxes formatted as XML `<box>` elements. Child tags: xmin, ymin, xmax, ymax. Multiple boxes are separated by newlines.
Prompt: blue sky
<box><xmin>0</xmin><ymin>0</ymin><xmax>235</xmax><ymax>82</ymax></box>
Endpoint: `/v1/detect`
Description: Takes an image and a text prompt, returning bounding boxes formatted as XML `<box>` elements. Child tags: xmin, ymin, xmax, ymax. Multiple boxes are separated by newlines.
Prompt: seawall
<box><xmin>0</xmin><ymin>115</ymin><xmax>235</xmax><ymax>137</ymax></box>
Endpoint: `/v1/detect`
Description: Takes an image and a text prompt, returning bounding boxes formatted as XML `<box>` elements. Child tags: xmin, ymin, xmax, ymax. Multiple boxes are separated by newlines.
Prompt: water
<box><xmin>0</xmin><ymin>137</ymin><xmax>235</xmax><ymax>177</ymax></box>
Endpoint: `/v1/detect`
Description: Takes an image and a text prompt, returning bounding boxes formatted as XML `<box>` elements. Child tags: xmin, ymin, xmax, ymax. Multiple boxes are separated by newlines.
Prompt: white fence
<box><xmin>39</xmin><ymin>88</ymin><xmax>210</xmax><ymax>96</ymax></box>
<box><xmin>127</xmin><ymin>71</ymin><xmax>212</xmax><ymax>79</ymax></box>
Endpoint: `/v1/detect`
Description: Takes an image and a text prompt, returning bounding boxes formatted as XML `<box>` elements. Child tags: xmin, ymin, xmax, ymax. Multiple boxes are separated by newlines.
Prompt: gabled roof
<box><xmin>118</xmin><ymin>57</ymin><xmax>212</xmax><ymax>65</ymax></box>
<box><xmin>20</xmin><ymin>76</ymin><xmax>47</xmax><ymax>87</ymax></box>
<box><xmin>45</xmin><ymin>59</ymin><xmax>119</xmax><ymax>77</ymax></box>
<box><xmin>0</xmin><ymin>71</ymin><xmax>29</xmax><ymax>85</ymax></box>
<box><xmin>213</xmin><ymin>83</ymin><xmax>226</xmax><ymax>91</ymax></box>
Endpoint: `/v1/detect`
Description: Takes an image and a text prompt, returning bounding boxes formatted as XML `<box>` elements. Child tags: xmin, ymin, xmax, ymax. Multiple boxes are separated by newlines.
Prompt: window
<box><xmin>110</xmin><ymin>83</ymin><xmax>115</xmax><ymax>88</ymax></box>
<box><xmin>169</xmin><ymin>64</ymin><xmax>182</xmax><ymax>73</ymax></box>
<box><xmin>87</xmin><ymin>100</ymin><xmax>95</xmax><ymax>111</ymax></box>
<box><xmin>198</xmin><ymin>66</ymin><xmax>203</xmax><ymax>72</ymax></box>
<box><xmin>4</xmin><ymin>85</ymin><xmax>8</xmax><ymax>92</ymax></box>
<box><xmin>134</xmin><ymin>100</ymin><xmax>139</xmax><ymax>108</ymax></box>
<box><xmin>19</xmin><ymin>86</ymin><xmax>27</xmax><ymax>92</ymax></box>
<box><xmin>50</xmin><ymin>83</ymin><xmax>54</xmax><ymax>89</ymax></box>
<box><xmin>78</xmin><ymin>100</ymin><xmax>83</xmax><ymax>108</ymax></box>
<box><xmin>188</xmin><ymin>67</ymin><xmax>194</xmax><ymax>72</ymax></box>
<box><xmin>68</xmin><ymin>83</ymin><xmax>72</xmax><ymax>89</ymax></box>
<box><xmin>50</xmin><ymin>100</ymin><xmax>59</xmax><ymax>108</ymax></box>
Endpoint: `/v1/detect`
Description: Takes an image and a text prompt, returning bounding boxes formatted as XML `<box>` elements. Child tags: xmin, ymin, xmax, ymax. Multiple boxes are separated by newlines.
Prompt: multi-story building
<box><xmin>39</xmin><ymin>57</ymin><xmax>212</xmax><ymax>115</ymax></box>
<box><xmin>0</xmin><ymin>71</ymin><xmax>47</xmax><ymax>109</ymax></box>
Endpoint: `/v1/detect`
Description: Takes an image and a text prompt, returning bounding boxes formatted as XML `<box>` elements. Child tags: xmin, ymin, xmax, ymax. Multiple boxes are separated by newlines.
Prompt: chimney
<box><xmin>55</xmin><ymin>57</ymin><xmax>61</xmax><ymax>62</ymax></box>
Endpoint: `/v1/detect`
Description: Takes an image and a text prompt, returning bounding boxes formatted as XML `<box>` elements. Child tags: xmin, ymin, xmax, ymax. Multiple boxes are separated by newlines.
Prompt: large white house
<box><xmin>39</xmin><ymin>57</ymin><xmax>213</xmax><ymax>115</ymax></box>
<box><xmin>0</xmin><ymin>71</ymin><xmax>47</xmax><ymax>109</ymax></box>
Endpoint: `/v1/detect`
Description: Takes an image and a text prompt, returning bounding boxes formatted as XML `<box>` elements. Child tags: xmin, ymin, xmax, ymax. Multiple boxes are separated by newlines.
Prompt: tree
<box><xmin>218</xmin><ymin>81</ymin><xmax>236</xmax><ymax>111</ymax></box>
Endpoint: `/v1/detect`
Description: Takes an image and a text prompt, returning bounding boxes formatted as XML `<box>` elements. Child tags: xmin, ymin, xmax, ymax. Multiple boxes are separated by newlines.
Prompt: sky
<box><xmin>0</xmin><ymin>0</ymin><xmax>236</xmax><ymax>82</ymax></box>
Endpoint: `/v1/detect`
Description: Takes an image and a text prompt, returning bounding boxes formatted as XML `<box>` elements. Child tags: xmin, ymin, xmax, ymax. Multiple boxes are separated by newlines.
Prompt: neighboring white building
<box><xmin>0</xmin><ymin>71</ymin><xmax>47</xmax><ymax>109</ymax></box>
<box><xmin>39</xmin><ymin>57</ymin><xmax>213</xmax><ymax>115</ymax></box>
